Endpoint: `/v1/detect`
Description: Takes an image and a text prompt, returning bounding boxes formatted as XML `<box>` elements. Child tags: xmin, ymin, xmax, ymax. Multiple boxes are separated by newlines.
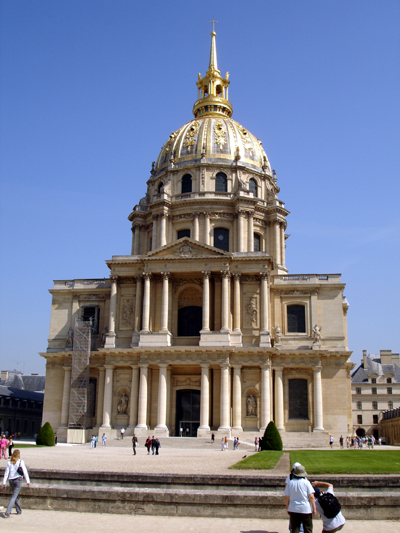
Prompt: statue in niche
<box><xmin>66</xmin><ymin>327</ymin><xmax>74</xmax><ymax>347</ymax></box>
<box><xmin>246</xmin><ymin>394</ymin><xmax>257</xmax><ymax>417</ymax></box>
<box><xmin>117</xmin><ymin>392</ymin><xmax>129</xmax><ymax>414</ymax></box>
<box><xmin>245</xmin><ymin>298</ymin><xmax>257</xmax><ymax>327</ymax></box>
<box><xmin>312</xmin><ymin>324</ymin><xmax>322</xmax><ymax>344</ymax></box>
<box><xmin>273</xmin><ymin>324</ymin><xmax>282</xmax><ymax>345</ymax></box>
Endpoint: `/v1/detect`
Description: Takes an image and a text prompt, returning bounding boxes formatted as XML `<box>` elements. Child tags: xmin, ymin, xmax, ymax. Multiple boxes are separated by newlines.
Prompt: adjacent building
<box><xmin>40</xmin><ymin>29</ymin><xmax>354</xmax><ymax>445</ymax></box>
<box><xmin>351</xmin><ymin>350</ymin><xmax>400</xmax><ymax>439</ymax></box>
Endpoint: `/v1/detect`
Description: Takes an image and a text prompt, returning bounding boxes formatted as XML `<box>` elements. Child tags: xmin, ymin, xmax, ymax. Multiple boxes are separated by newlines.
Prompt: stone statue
<box><xmin>117</xmin><ymin>393</ymin><xmax>129</xmax><ymax>414</ymax></box>
<box><xmin>312</xmin><ymin>324</ymin><xmax>322</xmax><ymax>344</ymax></box>
<box><xmin>246</xmin><ymin>394</ymin><xmax>257</xmax><ymax>417</ymax></box>
<box><xmin>66</xmin><ymin>327</ymin><xmax>74</xmax><ymax>347</ymax></box>
<box><xmin>273</xmin><ymin>324</ymin><xmax>281</xmax><ymax>345</ymax></box>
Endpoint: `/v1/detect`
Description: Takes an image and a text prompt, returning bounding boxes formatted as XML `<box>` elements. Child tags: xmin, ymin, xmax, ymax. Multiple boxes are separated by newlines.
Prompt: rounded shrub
<box><xmin>36</xmin><ymin>422</ymin><xmax>55</xmax><ymax>446</ymax></box>
<box><xmin>259</xmin><ymin>421</ymin><xmax>283</xmax><ymax>451</ymax></box>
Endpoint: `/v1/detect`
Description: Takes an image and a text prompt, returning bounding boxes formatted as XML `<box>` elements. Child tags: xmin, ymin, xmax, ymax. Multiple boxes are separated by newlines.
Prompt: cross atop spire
<box><xmin>210</xmin><ymin>18</ymin><xmax>218</xmax><ymax>33</ymax></box>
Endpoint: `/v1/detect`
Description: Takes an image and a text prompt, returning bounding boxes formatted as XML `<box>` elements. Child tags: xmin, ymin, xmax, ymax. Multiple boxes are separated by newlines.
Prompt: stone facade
<box><xmin>352</xmin><ymin>349</ymin><xmax>400</xmax><ymax>439</ymax></box>
<box><xmin>40</xmin><ymin>30</ymin><xmax>354</xmax><ymax>445</ymax></box>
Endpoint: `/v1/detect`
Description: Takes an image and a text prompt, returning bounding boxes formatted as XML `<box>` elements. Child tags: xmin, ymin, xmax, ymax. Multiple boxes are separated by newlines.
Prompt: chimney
<box><xmin>1</xmin><ymin>370</ymin><xmax>8</xmax><ymax>380</ymax></box>
<box><xmin>392</xmin><ymin>352</ymin><xmax>400</xmax><ymax>367</ymax></box>
<box><xmin>380</xmin><ymin>350</ymin><xmax>393</xmax><ymax>365</ymax></box>
<box><xmin>362</xmin><ymin>350</ymin><xmax>368</xmax><ymax>369</ymax></box>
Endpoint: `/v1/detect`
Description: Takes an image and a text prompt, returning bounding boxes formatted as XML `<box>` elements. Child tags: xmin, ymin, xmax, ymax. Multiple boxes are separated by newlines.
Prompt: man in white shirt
<box><xmin>312</xmin><ymin>481</ymin><xmax>345</xmax><ymax>532</ymax></box>
<box><xmin>284</xmin><ymin>464</ymin><xmax>316</xmax><ymax>533</ymax></box>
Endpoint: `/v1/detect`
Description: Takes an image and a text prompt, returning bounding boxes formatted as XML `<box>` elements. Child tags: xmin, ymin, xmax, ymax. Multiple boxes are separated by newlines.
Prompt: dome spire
<box><xmin>209</xmin><ymin>19</ymin><xmax>218</xmax><ymax>71</ymax></box>
<box><xmin>192</xmin><ymin>24</ymin><xmax>232</xmax><ymax>119</ymax></box>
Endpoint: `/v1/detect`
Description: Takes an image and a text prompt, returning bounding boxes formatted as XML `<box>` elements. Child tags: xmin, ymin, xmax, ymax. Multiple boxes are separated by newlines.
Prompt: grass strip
<box><xmin>229</xmin><ymin>450</ymin><xmax>283</xmax><ymax>470</ymax></box>
<box><xmin>289</xmin><ymin>450</ymin><xmax>400</xmax><ymax>474</ymax></box>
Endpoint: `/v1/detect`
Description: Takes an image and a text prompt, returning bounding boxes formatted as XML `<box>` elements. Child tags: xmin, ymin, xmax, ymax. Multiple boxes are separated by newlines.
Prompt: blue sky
<box><xmin>1</xmin><ymin>0</ymin><xmax>399</xmax><ymax>374</ymax></box>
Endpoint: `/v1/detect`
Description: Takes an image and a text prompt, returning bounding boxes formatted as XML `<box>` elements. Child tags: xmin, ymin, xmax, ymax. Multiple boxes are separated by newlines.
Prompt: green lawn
<box><xmin>290</xmin><ymin>450</ymin><xmax>400</xmax><ymax>474</ymax></box>
<box><xmin>229</xmin><ymin>450</ymin><xmax>283</xmax><ymax>470</ymax></box>
<box><xmin>10</xmin><ymin>444</ymin><xmax>46</xmax><ymax>449</ymax></box>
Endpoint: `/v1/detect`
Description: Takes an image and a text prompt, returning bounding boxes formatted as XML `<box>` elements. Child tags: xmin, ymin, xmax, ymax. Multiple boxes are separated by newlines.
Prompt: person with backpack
<box><xmin>312</xmin><ymin>481</ymin><xmax>345</xmax><ymax>532</ymax></box>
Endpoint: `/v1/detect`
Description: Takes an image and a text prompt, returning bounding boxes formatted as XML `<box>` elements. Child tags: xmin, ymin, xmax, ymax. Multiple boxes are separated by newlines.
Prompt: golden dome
<box><xmin>154</xmin><ymin>28</ymin><xmax>270</xmax><ymax>176</ymax></box>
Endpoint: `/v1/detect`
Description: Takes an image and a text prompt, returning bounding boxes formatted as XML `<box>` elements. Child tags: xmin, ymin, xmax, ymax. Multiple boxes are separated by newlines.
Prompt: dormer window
<box><xmin>158</xmin><ymin>182</ymin><xmax>164</xmax><ymax>194</ymax></box>
<box><xmin>371</xmin><ymin>378</ymin><xmax>376</xmax><ymax>384</ymax></box>
<box><xmin>387</xmin><ymin>378</ymin><xmax>392</xmax><ymax>384</ymax></box>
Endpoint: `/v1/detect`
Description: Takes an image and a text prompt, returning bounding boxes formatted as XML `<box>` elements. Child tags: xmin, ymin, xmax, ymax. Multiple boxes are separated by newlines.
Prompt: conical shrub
<box><xmin>259</xmin><ymin>421</ymin><xmax>283</xmax><ymax>451</ymax></box>
<box><xmin>36</xmin><ymin>422</ymin><xmax>55</xmax><ymax>446</ymax></box>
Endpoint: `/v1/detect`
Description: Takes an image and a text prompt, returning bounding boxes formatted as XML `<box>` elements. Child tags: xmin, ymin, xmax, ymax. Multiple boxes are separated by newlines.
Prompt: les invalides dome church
<box><xmin>41</xmin><ymin>27</ymin><xmax>354</xmax><ymax>446</ymax></box>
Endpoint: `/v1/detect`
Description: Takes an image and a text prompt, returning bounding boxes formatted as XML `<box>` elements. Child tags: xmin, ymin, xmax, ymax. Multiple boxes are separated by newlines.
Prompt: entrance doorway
<box><xmin>175</xmin><ymin>389</ymin><xmax>200</xmax><ymax>437</ymax></box>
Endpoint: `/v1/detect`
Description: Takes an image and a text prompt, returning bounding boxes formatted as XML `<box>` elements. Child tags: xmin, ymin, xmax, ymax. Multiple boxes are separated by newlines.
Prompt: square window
<box><xmin>372</xmin><ymin>387</ymin><xmax>377</xmax><ymax>395</ymax></box>
<box><xmin>371</xmin><ymin>378</ymin><xmax>376</xmax><ymax>384</ymax></box>
<box><xmin>372</xmin><ymin>401</ymin><xmax>378</xmax><ymax>410</ymax></box>
<box><xmin>387</xmin><ymin>387</ymin><xmax>393</xmax><ymax>395</ymax></box>
<box><xmin>356</xmin><ymin>388</ymin><xmax>361</xmax><ymax>395</ymax></box>
<box><xmin>388</xmin><ymin>401</ymin><xmax>393</xmax><ymax>410</ymax></box>
<box><xmin>387</xmin><ymin>378</ymin><xmax>392</xmax><ymax>384</ymax></box>
<box><xmin>356</xmin><ymin>401</ymin><xmax>362</xmax><ymax>410</ymax></box>
<box><xmin>357</xmin><ymin>415</ymin><xmax>363</xmax><ymax>424</ymax></box>
<box><xmin>373</xmin><ymin>415</ymin><xmax>379</xmax><ymax>424</ymax></box>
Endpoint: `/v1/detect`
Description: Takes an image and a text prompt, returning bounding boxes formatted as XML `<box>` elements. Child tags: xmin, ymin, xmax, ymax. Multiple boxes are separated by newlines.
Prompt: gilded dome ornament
<box><xmin>214</xmin><ymin>119</ymin><xmax>227</xmax><ymax>150</ymax></box>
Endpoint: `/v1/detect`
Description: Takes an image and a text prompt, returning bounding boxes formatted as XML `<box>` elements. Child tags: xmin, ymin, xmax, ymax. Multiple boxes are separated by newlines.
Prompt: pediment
<box><xmin>145</xmin><ymin>237</ymin><xmax>230</xmax><ymax>259</ymax></box>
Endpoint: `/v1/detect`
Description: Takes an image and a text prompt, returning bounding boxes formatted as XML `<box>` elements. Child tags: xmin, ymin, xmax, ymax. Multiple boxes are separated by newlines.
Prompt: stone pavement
<box><xmin>1</xmin><ymin>510</ymin><xmax>399</xmax><ymax>532</ymax></box>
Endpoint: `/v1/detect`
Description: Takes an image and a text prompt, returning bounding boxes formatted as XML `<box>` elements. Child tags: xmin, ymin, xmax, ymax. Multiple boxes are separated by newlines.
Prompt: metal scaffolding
<box><xmin>68</xmin><ymin>319</ymin><xmax>91</xmax><ymax>429</ymax></box>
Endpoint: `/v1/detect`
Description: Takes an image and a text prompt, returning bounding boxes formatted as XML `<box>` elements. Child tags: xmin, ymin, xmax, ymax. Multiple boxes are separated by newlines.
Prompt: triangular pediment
<box><xmin>145</xmin><ymin>237</ymin><xmax>230</xmax><ymax>259</ymax></box>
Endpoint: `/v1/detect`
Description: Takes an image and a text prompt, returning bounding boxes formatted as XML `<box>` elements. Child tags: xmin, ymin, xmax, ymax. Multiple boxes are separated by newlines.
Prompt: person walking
<box><xmin>1</xmin><ymin>435</ymin><xmax>8</xmax><ymax>459</ymax></box>
<box><xmin>102</xmin><ymin>433</ymin><xmax>107</xmax><ymax>446</ymax></box>
<box><xmin>120</xmin><ymin>427</ymin><xmax>125</xmax><ymax>440</ymax></box>
<box><xmin>132</xmin><ymin>434</ymin><xmax>138</xmax><ymax>455</ymax></box>
<box><xmin>145</xmin><ymin>436</ymin><xmax>151</xmax><ymax>455</ymax></box>
<box><xmin>155</xmin><ymin>438</ymin><xmax>161</xmax><ymax>455</ymax></box>
<box><xmin>151</xmin><ymin>436</ymin><xmax>156</xmax><ymax>455</ymax></box>
<box><xmin>312</xmin><ymin>481</ymin><xmax>345</xmax><ymax>532</ymax></box>
<box><xmin>284</xmin><ymin>464</ymin><xmax>316</xmax><ymax>533</ymax></box>
<box><xmin>254</xmin><ymin>437</ymin><xmax>258</xmax><ymax>451</ymax></box>
<box><xmin>7</xmin><ymin>436</ymin><xmax>13</xmax><ymax>459</ymax></box>
<box><xmin>2</xmin><ymin>449</ymin><xmax>30</xmax><ymax>518</ymax></box>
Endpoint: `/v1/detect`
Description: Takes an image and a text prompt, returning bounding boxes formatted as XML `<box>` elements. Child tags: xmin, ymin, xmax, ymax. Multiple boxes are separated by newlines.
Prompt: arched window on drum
<box><xmin>249</xmin><ymin>178</ymin><xmax>257</xmax><ymax>197</ymax></box>
<box><xmin>181</xmin><ymin>174</ymin><xmax>192</xmax><ymax>194</ymax></box>
<box><xmin>215</xmin><ymin>172</ymin><xmax>227</xmax><ymax>192</ymax></box>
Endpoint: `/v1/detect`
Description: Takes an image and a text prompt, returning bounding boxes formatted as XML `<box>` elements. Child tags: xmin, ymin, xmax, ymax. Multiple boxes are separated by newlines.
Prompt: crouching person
<box><xmin>284</xmin><ymin>464</ymin><xmax>316</xmax><ymax>533</ymax></box>
<box><xmin>312</xmin><ymin>481</ymin><xmax>345</xmax><ymax>533</ymax></box>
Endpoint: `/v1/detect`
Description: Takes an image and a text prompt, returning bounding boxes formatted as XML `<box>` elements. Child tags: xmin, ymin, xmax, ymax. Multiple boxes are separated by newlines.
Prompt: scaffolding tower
<box><xmin>68</xmin><ymin>319</ymin><xmax>91</xmax><ymax>429</ymax></box>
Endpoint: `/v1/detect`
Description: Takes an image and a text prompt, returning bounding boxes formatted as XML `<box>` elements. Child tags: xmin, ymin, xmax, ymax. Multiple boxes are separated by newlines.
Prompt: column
<box><xmin>105</xmin><ymin>276</ymin><xmax>117</xmax><ymax>347</ymax></box>
<box><xmin>260</xmin><ymin>272</ymin><xmax>269</xmax><ymax>333</ymax></box>
<box><xmin>133</xmin><ymin>224</ymin><xmax>141</xmax><ymax>255</ymax></box>
<box><xmin>102</xmin><ymin>365</ymin><xmax>114</xmax><ymax>428</ymax></box>
<box><xmin>128</xmin><ymin>365</ymin><xmax>139</xmax><ymax>428</ymax></box>
<box><xmin>60</xmin><ymin>366</ymin><xmax>72</xmax><ymax>426</ymax></box>
<box><xmin>313</xmin><ymin>365</ymin><xmax>324</xmax><ymax>431</ymax></box>
<box><xmin>133</xmin><ymin>275</ymin><xmax>143</xmax><ymax>333</ymax></box>
<box><xmin>193</xmin><ymin>212</ymin><xmax>199</xmax><ymax>241</ymax></box>
<box><xmin>247</xmin><ymin>212</ymin><xmax>254</xmax><ymax>252</ymax></box>
<box><xmin>281</xmin><ymin>224</ymin><xmax>286</xmax><ymax>267</ymax></box>
<box><xmin>233</xmin><ymin>273</ymin><xmax>241</xmax><ymax>331</ymax></box>
<box><xmin>152</xmin><ymin>215</ymin><xmax>158</xmax><ymax>250</ymax></box>
<box><xmin>274</xmin><ymin>222</ymin><xmax>280</xmax><ymax>265</ymax></box>
<box><xmin>160</xmin><ymin>214</ymin><xmax>167</xmax><ymax>247</ymax></box>
<box><xmin>160</xmin><ymin>272</ymin><xmax>170</xmax><ymax>332</ymax></box>
<box><xmin>156</xmin><ymin>364</ymin><xmax>168</xmax><ymax>429</ymax></box>
<box><xmin>136</xmin><ymin>364</ymin><xmax>148</xmax><ymax>429</ymax></box>
<box><xmin>141</xmin><ymin>273</ymin><xmax>151</xmax><ymax>333</ymax></box>
<box><xmin>220</xmin><ymin>271</ymin><xmax>230</xmax><ymax>332</ymax></box>
<box><xmin>199</xmin><ymin>365</ymin><xmax>210</xmax><ymax>430</ymax></box>
<box><xmin>260</xmin><ymin>363</ymin><xmax>271</xmax><ymax>430</ymax></box>
<box><xmin>218</xmin><ymin>364</ymin><xmax>230</xmax><ymax>430</ymax></box>
<box><xmin>201</xmin><ymin>271</ymin><xmax>211</xmax><ymax>331</ymax></box>
<box><xmin>237</xmin><ymin>211</ymin><xmax>243</xmax><ymax>252</ymax></box>
<box><xmin>131</xmin><ymin>226</ymin><xmax>135</xmax><ymax>255</ymax></box>
<box><xmin>274</xmin><ymin>367</ymin><xmax>284</xmax><ymax>431</ymax></box>
<box><xmin>96</xmin><ymin>367</ymin><xmax>105</xmax><ymax>427</ymax></box>
<box><xmin>204</xmin><ymin>212</ymin><xmax>210</xmax><ymax>245</ymax></box>
<box><xmin>232</xmin><ymin>365</ymin><xmax>242</xmax><ymax>430</ymax></box>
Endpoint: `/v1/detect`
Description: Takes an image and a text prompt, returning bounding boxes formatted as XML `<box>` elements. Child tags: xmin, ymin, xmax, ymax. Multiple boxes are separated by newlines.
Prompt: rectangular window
<box><xmin>388</xmin><ymin>401</ymin><xmax>393</xmax><ymax>410</ymax></box>
<box><xmin>177</xmin><ymin>229</ymin><xmax>190</xmax><ymax>239</ymax></box>
<box><xmin>372</xmin><ymin>401</ymin><xmax>378</xmax><ymax>410</ymax></box>
<box><xmin>371</xmin><ymin>378</ymin><xmax>376</xmax><ymax>384</ymax></box>
<box><xmin>81</xmin><ymin>306</ymin><xmax>100</xmax><ymax>334</ymax></box>
<box><xmin>356</xmin><ymin>387</ymin><xmax>361</xmax><ymax>395</ymax></box>
<box><xmin>387</xmin><ymin>378</ymin><xmax>392</xmax><ymax>384</ymax></box>
<box><xmin>357</xmin><ymin>415</ymin><xmax>363</xmax><ymax>424</ymax></box>
<box><xmin>356</xmin><ymin>401</ymin><xmax>362</xmax><ymax>410</ymax></box>
<box><xmin>288</xmin><ymin>379</ymin><xmax>309</xmax><ymax>419</ymax></box>
<box><xmin>373</xmin><ymin>415</ymin><xmax>379</xmax><ymax>424</ymax></box>
<box><xmin>287</xmin><ymin>305</ymin><xmax>306</xmax><ymax>333</ymax></box>
<box><xmin>372</xmin><ymin>387</ymin><xmax>377</xmax><ymax>395</ymax></box>
<box><xmin>387</xmin><ymin>387</ymin><xmax>393</xmax><ymax>395</ymax></box>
